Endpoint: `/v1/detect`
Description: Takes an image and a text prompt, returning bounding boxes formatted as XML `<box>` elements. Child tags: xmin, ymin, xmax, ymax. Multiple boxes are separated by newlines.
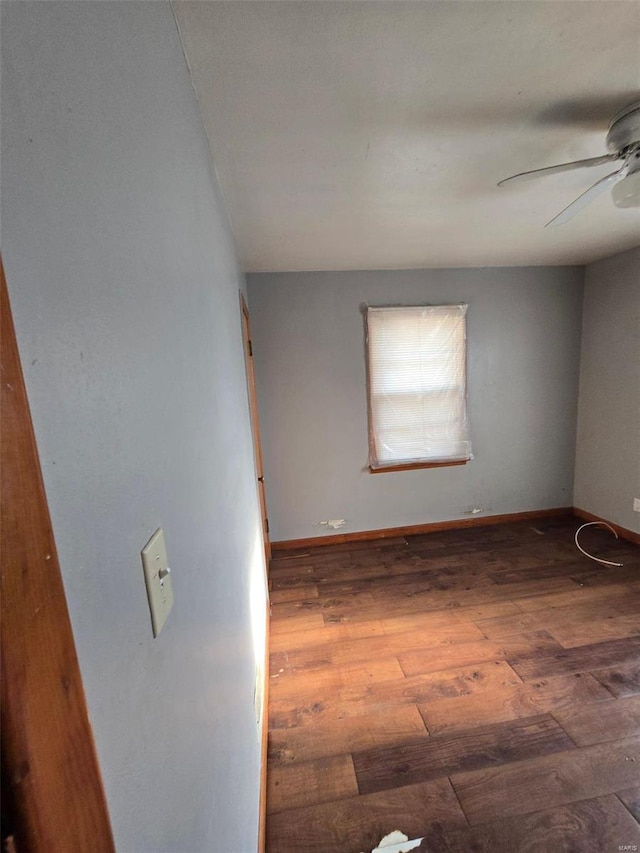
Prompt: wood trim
<box><xmin>240</xmin><ymin>293</ymin><xmax>271</xmax><ymax>562</ymax></box>
<box><xmin>240</xmin><ymin>293</ymin><xmax>271</xmax><ymax>850</ymax></box>
<box><xmin>1</xmin><ymin>258</ymin><xmax>115</xmax><ymax>851</ymax></box>
<box><xmin>370</xmin><ymin>458</ymin><xmax>469</xmax><ymax>473</ymax></box>
<box><xmin>272</xmin><ymin>507</ymin><xmax>573</xmax><ymax>551</ymax></box>
<box><xmin>257</xmin><ymin>600</ymin><xmax>270</xmax><ymax>852</ymax></box>
<box><xmin>572</xmin><ymin>507</ymin><xmax>640</xmax><ymax>546</ymax></box>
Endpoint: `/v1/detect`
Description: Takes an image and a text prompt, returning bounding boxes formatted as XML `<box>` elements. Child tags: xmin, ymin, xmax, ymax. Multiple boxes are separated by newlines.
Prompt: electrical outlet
<box><xmin>633</xmin><ymin>498</ymin><xmax>640</xmax><ymax>513</ymax></box>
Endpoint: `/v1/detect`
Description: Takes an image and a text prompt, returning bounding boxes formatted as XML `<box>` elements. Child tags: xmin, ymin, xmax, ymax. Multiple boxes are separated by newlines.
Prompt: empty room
<box><xmin>2</xmin><ymin>2</ymin><xmax>639</xmax><ymax>852</ymax></box>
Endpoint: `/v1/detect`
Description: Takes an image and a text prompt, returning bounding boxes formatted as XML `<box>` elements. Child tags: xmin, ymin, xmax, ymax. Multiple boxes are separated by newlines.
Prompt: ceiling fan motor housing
<box><xmin>607</xmin><ymin>102</ymin><xmax>640</xmax><ymax>209</ymax></box>
<box><xmin>606</xmin><ymin>101</ymin><xmax>640</xmax><ymax>153</ymax></box>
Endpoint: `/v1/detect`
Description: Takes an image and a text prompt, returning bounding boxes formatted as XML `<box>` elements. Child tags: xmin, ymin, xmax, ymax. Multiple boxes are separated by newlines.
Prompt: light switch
<box><xmin>141</xmin><ymin>527</ymin><xmax>174</xmax><ymax>637</ymax></box>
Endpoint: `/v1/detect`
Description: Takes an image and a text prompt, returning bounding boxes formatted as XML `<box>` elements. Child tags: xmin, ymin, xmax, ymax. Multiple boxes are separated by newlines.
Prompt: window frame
<box><xmin>365</xmin><ymin>304</ymin><xmax>472</xmax><ymax>473</ymax></box>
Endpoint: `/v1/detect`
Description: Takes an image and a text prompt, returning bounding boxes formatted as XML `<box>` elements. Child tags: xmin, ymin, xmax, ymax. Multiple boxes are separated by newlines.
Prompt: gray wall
<box><xmin>2</xmin><ymin>4</ymin><xmax>267</xmax><ymax>851</ymax></box>
<box><xmin>247</xmin><ymin>268</ymin><xmax>584</xmax><ymax>542</ymax></box>
<box><xmin>574</xmin><ymin>246</ymin><xmax>640</xmax><ymax>533</ymax></box>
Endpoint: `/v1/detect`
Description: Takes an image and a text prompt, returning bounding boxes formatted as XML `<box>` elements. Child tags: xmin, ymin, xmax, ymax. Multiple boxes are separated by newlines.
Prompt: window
<box><xmin>366</xmin><ymin>304</ymin><xmax>472</xmax><ymax>471</ymax></box>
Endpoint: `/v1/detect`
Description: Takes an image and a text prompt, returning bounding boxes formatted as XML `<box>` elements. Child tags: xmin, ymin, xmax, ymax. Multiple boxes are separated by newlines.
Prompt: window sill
<box><xmin>369</xmin><ymin>458</ymin><xmax>469</xmax><ymax>474</ymax></box>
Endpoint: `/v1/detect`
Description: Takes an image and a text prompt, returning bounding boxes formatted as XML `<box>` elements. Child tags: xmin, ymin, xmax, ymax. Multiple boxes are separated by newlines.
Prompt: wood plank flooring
<box><xmin>265</xmin><ymin>516</ymin><xmax>640</xmax><ymax>853</ymax></box>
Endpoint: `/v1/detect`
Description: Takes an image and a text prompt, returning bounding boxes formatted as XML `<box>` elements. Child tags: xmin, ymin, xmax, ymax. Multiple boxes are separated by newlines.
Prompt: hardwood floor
<box><xmin>265</xmin><ymin>516</ymin><xmax>640</xmax><ymax>853</ymax></box>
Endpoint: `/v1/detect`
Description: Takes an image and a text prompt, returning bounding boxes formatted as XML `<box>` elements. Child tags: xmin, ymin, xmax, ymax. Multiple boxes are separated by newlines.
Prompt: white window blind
<box><xmin>366</xmin><ymin>304</ymin><xmax>472</xmax><ymax>469</ymax></box>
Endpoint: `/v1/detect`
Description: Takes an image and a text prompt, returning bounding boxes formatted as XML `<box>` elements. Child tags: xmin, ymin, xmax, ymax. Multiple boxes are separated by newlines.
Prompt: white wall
<box><xmin>574</xmin><ymin>246</ymin><xmax>640</xmax><ymax>533</ymax></box>
<box><xmin>2</xmin><ymin>3</ymin><xmax>266</xmax><ymax>851</ymax></box>
<box><xmin>247</xmin><ymin>268</ymin><xmax>584</xmax><ymax>541</ymax></box>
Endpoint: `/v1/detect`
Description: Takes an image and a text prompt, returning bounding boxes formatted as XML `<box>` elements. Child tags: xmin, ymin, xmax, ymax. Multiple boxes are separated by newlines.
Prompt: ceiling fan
<box><xmin>498</xmin><ymin>99</ymin><xmax>640</xmax><ymax>227</ymax></box>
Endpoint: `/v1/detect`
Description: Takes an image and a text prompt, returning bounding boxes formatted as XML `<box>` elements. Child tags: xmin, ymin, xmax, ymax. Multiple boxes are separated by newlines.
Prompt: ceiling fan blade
<box><xmin>498</xmin><ymin>153</ymin><xmax>619</xmax><ymax>186</ymax></box>
<box><xmin>544</xmin><ymin>169</ymin><xmax>624</xmax><ymax>228</ymax></box>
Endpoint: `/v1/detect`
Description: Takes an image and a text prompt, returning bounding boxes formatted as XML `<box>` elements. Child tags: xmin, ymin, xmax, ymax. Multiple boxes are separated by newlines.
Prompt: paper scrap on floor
<box><xmin>362</xmin><ymin>830</ymin><xmax>424</xmax><ymax>853</ymax></box>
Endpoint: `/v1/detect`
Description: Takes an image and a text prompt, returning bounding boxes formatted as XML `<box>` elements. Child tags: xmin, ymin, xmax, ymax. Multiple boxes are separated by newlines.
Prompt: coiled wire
<box><xmin>574</xmin><ymin>521</ymin><xmax>623</xmax><ymax>568</ymax></box>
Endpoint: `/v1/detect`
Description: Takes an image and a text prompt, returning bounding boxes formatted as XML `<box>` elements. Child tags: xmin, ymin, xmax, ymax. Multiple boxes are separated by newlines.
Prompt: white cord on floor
<box><xmin>574</xmin><ymin>521</ymin><xmax>623</xmax><ymax>567</ymax></box>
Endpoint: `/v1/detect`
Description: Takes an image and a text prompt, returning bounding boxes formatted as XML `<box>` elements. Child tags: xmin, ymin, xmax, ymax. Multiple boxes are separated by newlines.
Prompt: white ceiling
<box><xmin>174</xmin><ymin>1</ymin><xmax>640</xmax><ymax>272</ymax></box>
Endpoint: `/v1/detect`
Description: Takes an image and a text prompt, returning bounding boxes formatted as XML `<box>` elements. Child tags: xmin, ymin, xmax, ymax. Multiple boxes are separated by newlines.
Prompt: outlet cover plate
<box><xmin>634</xmin><ymin>498</ymin><xmax>640</xmax><ymax>513</ymax></box>
<box><xmin>141</xmin><ymin>527</ymin><xmax>174</xmax><ymax>637</ymax></box>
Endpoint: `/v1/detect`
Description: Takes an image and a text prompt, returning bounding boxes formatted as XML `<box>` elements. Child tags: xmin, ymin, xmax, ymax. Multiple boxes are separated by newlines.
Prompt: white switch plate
<box><xmin>634</xmin><ymin>498</ymin><xmax>640</xmax><ymax>513</ymax></box>
<box><xmin>141</xmin><ymin>528</ymin><xmax>174</xmax><ymax>637</ymax></box>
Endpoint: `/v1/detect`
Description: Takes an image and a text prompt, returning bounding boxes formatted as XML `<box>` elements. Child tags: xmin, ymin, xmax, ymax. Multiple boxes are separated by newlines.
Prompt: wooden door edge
<box><xmin>1</xmin><ymin>256</ymin><xmax>115</xmax><ymax>851</ymax></box>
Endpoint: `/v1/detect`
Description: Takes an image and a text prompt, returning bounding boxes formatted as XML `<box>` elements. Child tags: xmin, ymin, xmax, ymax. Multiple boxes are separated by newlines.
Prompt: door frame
<box><xmin>239</xmin><ymin>293</ymin><xmax>271</xmax><ymax>852</ymax></box>
<box><xmin>240</xmin><ymin>293</ymin><xmax>271</xmax><ymax>563</ymax></box>
<box><xmin>1</xmin><ymin>256</ymin><xmax>115</xmax><ymax>851</ymax></box>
